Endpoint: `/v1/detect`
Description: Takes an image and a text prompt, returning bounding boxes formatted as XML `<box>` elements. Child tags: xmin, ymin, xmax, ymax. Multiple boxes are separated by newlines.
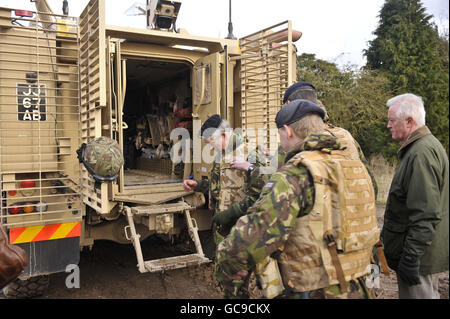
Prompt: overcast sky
<box><xmin>1</xmin><ymin>0</ymin><xmax>448</xmax><ymax>68</ymax></box>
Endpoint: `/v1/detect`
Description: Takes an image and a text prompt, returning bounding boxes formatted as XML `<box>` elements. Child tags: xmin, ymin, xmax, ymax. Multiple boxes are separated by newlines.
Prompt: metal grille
<box><xmin>239</xmin><ymin>21</ymin><xmax>294</xmax><ymax>154</ymax></box>
<box><xmin>79</xmin><ymin>0</ymin><xmax>108</xmax><ymax>214</ymax></box>
<box><xmin>0</xmin><ymin>7</ymin><xmax>81</xmax><ymax>227</ymax></box>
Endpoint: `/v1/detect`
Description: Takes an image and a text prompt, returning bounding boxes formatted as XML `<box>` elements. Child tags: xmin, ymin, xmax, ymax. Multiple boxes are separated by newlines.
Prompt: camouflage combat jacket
<box><xmin>248</xmin><ymin>124</ymin><xmax>378</xmax><ymax>202</ymax></box>
<box><xmin>195</xmin><ymin>133</ymin><xmax>267</xmax><ymax>237</ymax></box>
<box><xmin>216</xmin><ymin>134</ymin><xmax>371</xmax><ymax>299</ymax></box>
<box><xmin>241</xmin><ymin>125</ymin><xmax>377</xmax><ymax>225</ymax></box>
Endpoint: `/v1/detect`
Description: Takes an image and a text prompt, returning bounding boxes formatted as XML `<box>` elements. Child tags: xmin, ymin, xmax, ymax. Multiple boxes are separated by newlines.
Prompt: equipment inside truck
<box><xmin>122</xmin><ymin>58</ymin><xmax>193</xmax><ymax>187</ymax></box>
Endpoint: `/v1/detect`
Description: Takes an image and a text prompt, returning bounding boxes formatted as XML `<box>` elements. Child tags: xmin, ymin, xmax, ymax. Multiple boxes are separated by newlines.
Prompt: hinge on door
<box><xmin>109</xmin><ymin>41</ymin><xmax>116</xmax><ymax>54</ymax></box>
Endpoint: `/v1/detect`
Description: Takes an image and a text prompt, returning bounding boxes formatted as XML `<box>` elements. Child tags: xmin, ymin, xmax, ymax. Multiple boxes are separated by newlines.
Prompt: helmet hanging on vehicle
<box><xmin>76</xmin><ymin>137</ymin><xmax>124</xmax><ymax>183</ymax></box>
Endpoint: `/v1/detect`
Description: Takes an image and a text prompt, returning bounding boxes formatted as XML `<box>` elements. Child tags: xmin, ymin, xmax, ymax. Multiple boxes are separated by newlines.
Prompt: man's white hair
<box><xmin>386</xmin><ymin>93</ymin><xmax>426</xmax><ymax>126</ymax></box>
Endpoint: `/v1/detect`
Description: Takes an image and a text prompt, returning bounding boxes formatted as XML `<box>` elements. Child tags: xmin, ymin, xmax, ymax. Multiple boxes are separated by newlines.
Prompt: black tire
<box><xmin>2</xmin><ymin>275</ymin><xmax>49</xmax><ymax>299</ymax></box>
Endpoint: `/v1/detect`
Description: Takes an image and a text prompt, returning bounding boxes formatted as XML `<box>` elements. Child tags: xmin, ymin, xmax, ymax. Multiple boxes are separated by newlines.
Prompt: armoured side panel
<box><xmin>0</xmin><ymin>7</ymin><xmax>82</xmax><ymax>261</ymax></box>
<box><xmin>239</xmin><ymin>21</ymin><xmax>296</xmax><ymax>156</ymax></box>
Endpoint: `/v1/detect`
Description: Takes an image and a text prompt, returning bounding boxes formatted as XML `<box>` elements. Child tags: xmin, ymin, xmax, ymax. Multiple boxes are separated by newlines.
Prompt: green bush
<box><xmin>297</xmin><ymin>54</ymin><xmax>398</xmax><ymax>161</ymax></box>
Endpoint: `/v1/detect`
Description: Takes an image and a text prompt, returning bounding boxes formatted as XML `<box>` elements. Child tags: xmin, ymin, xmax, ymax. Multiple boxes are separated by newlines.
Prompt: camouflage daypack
<box><xmin>277</xmin><ymin>147</ymin><xmax>379</xmax><ymax>293</ymax></box>
<box><xmin>77</xmin><ymin>137</ymin><xmax>124</xmax><ymax>182</ymax></box>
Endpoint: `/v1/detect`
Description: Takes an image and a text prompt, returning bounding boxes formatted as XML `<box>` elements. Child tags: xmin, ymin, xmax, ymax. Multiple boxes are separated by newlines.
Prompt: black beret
<box><xmin>199</xmin><ymin>114</ymin><xmax>222</xmax><ymax>139</ymax></box>
<box><xmin>275</xmin><ymin>99</ymin><xmax>325</xmax><ymax>128</ymax></box>
<box><xmin>283</xmin><ymin>82</ymin><xmax>316</xmax><ymax>104</ymax></box>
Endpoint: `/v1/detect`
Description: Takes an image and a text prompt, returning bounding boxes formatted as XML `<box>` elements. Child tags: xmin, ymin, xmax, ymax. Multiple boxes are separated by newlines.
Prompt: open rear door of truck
<box><xmin>238</xmin><ymin>21</ymin><xmax>297</xmax><ymax>157</ymax></box>
<box><xmin>79</xmin><ymin>0</ymin><xmax>112</xmax><ymax>214</ymax></box>
<box><xmin>191</xmin><ymin>51</ymin><xmax>225</xmax><ymax>181</ymax></box>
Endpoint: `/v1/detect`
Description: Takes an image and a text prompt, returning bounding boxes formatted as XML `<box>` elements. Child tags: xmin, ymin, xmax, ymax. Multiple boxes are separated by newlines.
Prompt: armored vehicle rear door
<box><xmin>238</xmin><ymin>21</ymin><xmax>297</xmax><ymax>157</ymax></box>
<box><xmin>79</xmin><ymin>0</ymin><xmax>116</xmax><ymax>214</ymax></box>
<box><xmin>191</xmin><ymin>52</ymin><xmax>226</xmax><ymax>181</ymax></box>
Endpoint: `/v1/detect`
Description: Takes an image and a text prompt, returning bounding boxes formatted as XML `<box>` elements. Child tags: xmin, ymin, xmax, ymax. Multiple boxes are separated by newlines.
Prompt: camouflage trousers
<box><xmin>213</xmin><ymin>224</ymin><xmax>252</xmax><ymax>299</ymax></box>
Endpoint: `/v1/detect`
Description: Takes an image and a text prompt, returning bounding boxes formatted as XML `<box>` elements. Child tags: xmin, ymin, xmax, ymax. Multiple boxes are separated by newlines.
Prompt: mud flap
<box><xmin>17</xmin><ymin>237</ymin><xmax>80</xmax><ymax>277</ymax></box>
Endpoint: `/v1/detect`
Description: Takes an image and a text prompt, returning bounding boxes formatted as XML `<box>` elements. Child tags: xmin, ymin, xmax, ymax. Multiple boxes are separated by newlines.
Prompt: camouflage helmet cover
<box><xmin>78</xmin><ymin>137</ymin><xmax>124</xmax><ymax>182</ymax></box>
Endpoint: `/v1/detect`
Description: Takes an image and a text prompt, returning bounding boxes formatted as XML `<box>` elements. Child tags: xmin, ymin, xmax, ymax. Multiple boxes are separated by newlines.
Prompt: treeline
<box><xmin>297</xmin><ymin>0</ymin><xmax>449</xmax><ymax>162</ymax></box>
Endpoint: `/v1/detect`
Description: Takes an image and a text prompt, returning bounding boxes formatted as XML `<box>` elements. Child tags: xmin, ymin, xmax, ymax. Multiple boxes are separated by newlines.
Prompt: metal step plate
<box><xmin>144</xmin><ymin>253</ymin><xmax>211</xmax><ymax>272</ymax></box>
<box><xmin>131</xmin><ymin>202</ymin><xmax>192</xmax><ymax>215</ymax></box>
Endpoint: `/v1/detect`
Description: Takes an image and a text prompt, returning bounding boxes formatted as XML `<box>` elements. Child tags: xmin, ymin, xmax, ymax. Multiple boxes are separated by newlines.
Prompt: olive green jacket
<box><xmin>382</xmin><ymin>126</ymin><xmax>449</xmax><ymax>275</ymax></box>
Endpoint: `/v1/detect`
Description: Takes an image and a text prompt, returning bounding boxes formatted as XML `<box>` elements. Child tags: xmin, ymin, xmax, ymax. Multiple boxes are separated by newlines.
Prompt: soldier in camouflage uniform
<box><xmin>182</xmin><ymin>115</ymin><xmax>266</xmax><ymax>243</ymax></box>
<box><xmin>214</xmin><ymin>82</ymin><xmax>378</xmax><ymax>233</ymax></box>
<box><xmin>182</xmin><ymin>115</ymin><xmax>267</xmax><ymax>298</ymax></box>
<box><xmin>214</xmin><ymin>83</ymin><xmax>381</xmax><ymax>298</ymax></box>
<box><xmin>283</xmin><ymin>83</ymin><xmax>388</xmax><ymax>278</ymax></box>
<box><xmin>283</xmin><ymin>82</ymin><xmax>378</xmax><ymax>197</ymax></box>
<box><xmin>216</xmin><ymin>100</ymin><xmax>380</xmax><ymax>299</ymax></box>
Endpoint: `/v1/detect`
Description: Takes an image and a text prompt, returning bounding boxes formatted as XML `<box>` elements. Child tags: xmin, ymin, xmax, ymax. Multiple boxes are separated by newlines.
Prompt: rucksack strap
<box><xmin>323</xmin><ymin>230</ymin><xmax>348</xmax><ymax>293</ymax></box>
<box><xmin>375</xmin><ymin>240</ymin><xmax>391</xmax><ymax>275</ymax></box>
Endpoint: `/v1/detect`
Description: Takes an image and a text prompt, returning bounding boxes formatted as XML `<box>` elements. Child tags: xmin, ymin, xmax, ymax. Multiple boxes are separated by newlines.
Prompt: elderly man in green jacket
<box><xmin>384</xmin><ymin>93</ymin><xmax>449</xmax><ymax>299</ymax></box>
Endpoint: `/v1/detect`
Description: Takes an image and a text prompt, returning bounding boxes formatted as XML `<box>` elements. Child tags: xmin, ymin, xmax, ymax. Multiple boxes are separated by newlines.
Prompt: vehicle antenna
<box><xmin>226</xmin><ymin>0</ymin><xmax>236</xmax><ymax>39</ymax></box>
<box><xmin>62</xmin><ymin>0</ymin><xmax>68</xmax><ymax>15</ymax></box>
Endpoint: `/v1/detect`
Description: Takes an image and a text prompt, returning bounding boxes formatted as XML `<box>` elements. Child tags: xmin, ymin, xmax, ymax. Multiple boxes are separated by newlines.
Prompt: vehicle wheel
<box><xmin>2</xmin><ymin>275</ymin><xmax>49</xmax><ymax>299</ymax></box>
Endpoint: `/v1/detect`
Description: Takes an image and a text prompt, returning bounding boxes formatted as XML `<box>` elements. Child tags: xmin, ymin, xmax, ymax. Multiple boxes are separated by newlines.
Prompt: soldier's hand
<box><xmin>225</xmin><ymin>270</ymin><xmax>249</xmax><ymax>280</ymax></box>
<box><xmin>213</xmin><ymin>205</ymin><xmax>243</xmax><ymax>226</ymax></box>
<box><xmin>183</xmin><ymin>179</ymin><xmax>198</xmax><ymax>192</ymax></box>
<box><xmin>231</xmin><ymin>158</ymin><xmax>252</xmax><ymax>171</ymax></box>
<box><xmin>213</xmin><ymin>211</ymin><xmax>231</xmax><ymax>226</ymax></box>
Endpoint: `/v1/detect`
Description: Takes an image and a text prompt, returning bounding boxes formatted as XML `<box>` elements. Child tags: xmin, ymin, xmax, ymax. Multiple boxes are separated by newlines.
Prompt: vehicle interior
<box><xmin>122</xmin><ymin>58</ymin><xmax>193</xmax><ymax>188</ymax></box>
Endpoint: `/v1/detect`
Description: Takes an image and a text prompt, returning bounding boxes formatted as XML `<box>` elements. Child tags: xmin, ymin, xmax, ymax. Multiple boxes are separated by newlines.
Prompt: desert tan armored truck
<box><xmin>0</xmin><ymin>0</ymin><xmax>299</xmax><ymax>297</ymax></box>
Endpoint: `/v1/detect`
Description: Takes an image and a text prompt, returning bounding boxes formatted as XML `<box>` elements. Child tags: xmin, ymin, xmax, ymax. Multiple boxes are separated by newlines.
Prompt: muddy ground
<box><xmin>38</xmin><ymin>236</ymin><xmax>223</xmax><ymax>299</ymax></box>
<box><xmin>3</xmin><ymin>204</ymin><xmax>448</xmax><ymax>299</ymax></box>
